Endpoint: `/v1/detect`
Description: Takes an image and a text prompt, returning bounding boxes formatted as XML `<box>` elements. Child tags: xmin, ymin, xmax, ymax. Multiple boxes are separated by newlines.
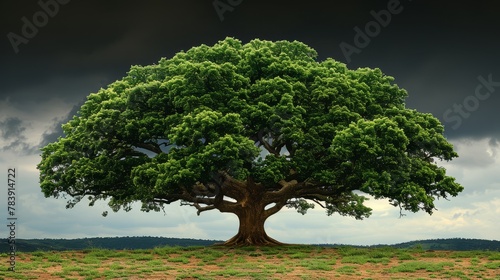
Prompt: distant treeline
<box><xmin>390</xmin><ymin>238</ymin><xmax>500</xmax><ymax>251</ymax></box>
<box><xmin>2</xmin><ymin>236</ymin><xmax>220</xmax><ymax>252</ymax></box>
<box><xmin>2</xmin><ymin>237</ymin><xmax>499</xmax><ymax>252</ymax></box>
<box><xmin>317</xmin><ymin>238</ymin><xmax>500</xmax><ymax>251</ymax></box>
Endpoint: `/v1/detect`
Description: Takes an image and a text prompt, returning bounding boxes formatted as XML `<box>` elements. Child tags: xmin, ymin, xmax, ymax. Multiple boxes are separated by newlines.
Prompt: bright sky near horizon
<box><xmin>1</xmin><ymin>1</ymin><xmax>499</xmax><ymax>245</ymax></box>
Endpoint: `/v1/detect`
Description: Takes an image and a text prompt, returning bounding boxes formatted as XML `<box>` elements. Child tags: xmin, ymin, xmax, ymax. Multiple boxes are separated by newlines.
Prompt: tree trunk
<box><xmin>212</xmin><ymin>176</ymin><xmax>286</xmax><ymax>246</ymax></box>
<box><xmin>223</xmin><ymin>206</ymin><xmax>284</xmax><ymax>246</ymax></box>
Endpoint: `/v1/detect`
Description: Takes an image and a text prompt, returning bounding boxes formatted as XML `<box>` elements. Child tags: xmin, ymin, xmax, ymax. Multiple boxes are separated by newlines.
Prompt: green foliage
<box><xmin>37</xmin><ymin>37</ymin><xmax>463</xmax><ymax>221</ymax></box>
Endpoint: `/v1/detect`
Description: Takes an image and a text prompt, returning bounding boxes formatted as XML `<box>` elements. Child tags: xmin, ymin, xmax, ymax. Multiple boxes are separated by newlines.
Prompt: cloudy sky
<box><xmin>1</xmin><ymin>1</ymin><xmax>499</xmax><ymax>246</ymax></box>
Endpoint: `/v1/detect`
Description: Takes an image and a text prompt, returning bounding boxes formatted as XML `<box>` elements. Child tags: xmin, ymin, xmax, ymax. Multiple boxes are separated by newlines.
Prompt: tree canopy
<box><xmin>38</xmin><ymin>37</ymin><xmax>463</xmax><ymax>246</ymax></box>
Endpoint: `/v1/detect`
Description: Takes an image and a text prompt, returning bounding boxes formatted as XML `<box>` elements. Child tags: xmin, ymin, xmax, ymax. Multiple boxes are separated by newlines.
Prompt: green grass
<box><xmin>168</xmin><ymin>256</ymin><xmax>191</xmax><ymax>264</ymax></box>
<box><xmin>1</xmin><ymin>245</ymin><xmax>499</xmax><ymax>279</ymax></box>
<box><xmin>290</xmin><ymin>252</ymin><xmax>309</xmax><ymax>259</ymax></box>
<box><xmin>483</xmin><ymin>261</ymin><xmax>500</xmax><ymax>269</ymax></box>
<box><xmin>388</xmin><ymin>261</ymin><xmax>455</xmax><ymax>272</ymax></box>
<box><xmin>488</xmin><ymin>254</ymin><xmax>500</xmax><ymax>260</ymax></box>
<box><xmin>341</xmin><ymin>255</ymin><xmax>370</xmax><ymax>264</ymax></box>
<box><xmin>337</xmin><ymin>265</ymin><xmax>357</xmax><ymax>274</ymax></box>
<box><xmin>299</xmin><ymin>259</ymin><xmax>334</xmax><ymax>271</ymax></box>
<box><xmin>396</xmin><ymin>251</ymin><xmax>416</xmax><ymax>260</ymax></box>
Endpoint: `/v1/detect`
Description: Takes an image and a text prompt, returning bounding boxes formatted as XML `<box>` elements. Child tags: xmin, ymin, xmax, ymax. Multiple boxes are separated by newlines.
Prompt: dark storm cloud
<box><xmin>1</xmin><ymin>0</ymin><xmax>500</xmax><ymax>140</ymax></box>
<box><xmin>38</xmin><ymin>101</ymin><xmax>82</xmax><ymax>148</ymax></box>
<box><xmin>0</xmin><ymin>117</ymin><xmax>26</xmax><ymax>140</ymax></box>
<box><xmin>1</xmin><ymin>1</ymin><xmax>220</xmax><ymax>103</ymax></box>
<box><xmin>0</xmin><ymin>117</ymin><xmax>38</xmax><ymax>154</ymax></box>
<box><xmin>2</xmin><ymin>140</ymin><xmax>37</xmax><ymax>154</ymax></box>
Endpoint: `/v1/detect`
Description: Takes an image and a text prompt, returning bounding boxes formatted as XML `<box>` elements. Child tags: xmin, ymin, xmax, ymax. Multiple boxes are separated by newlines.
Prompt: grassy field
<box><xmin>1</xmin><ymin>245</ymin><xmax>499</xmax><ymax>279</ymax></box>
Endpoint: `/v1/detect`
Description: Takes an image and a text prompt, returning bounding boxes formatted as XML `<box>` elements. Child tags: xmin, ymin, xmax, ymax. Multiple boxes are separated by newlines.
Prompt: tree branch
<box><xmin>133</xmin><ymin>142</ymin><xmax>162</xmax><ymax>154</ymax></box>
<box><xmin>180</xmin><ymin>201</ymin><xmax>217</xmax><ymax>216</ymax></box>
<box><xmin>212</xmin><ymin>171</ymin><xmax>247</xmax><ymax>201</ymax></box>
<box><xmin>258</xmin><ymin>130</ymin><xmax>279</xmax><ymax>156</ymax></box>
<box><xmin>171</xmin><ymin>180</ymin><xmax>244</xmax><ymax>215</ymax></box>
<box><xmin>265</xmin><ymin>178</ymin><xmax>300</xmax><ymax>204</ymax></box>
<box><xmin>264</xmin><ymin>200</ymin><xmax>286</xmax><ymax>218</ymax></box>
<box><xmin>310</xmin><ymin>198</ymin><xmax>327</xmax><ymax>208</ymax></box>
<box><xmin>153</xmin><ymin>194</ymin><xmax>185</xmax><ymax>204</ymax></box>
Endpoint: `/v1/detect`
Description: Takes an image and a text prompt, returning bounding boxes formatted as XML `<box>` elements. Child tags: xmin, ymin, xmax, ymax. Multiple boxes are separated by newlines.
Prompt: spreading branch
<box><xmin>258</xmin><ymin>130</ymin><xmax>279</xmax><ymax>156</ymax></box>
<box><xmin>133</xmin><ymin>142</ymin><xmax>162</xmax><ymax>154</ymax></box>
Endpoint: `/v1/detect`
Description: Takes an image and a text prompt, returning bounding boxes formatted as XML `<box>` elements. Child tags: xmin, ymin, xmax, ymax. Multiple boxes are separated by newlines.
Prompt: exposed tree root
<box><xmin>218</xmin><ymin>232</ymin><xmax>286</xmax><ymax>247</ymax></box>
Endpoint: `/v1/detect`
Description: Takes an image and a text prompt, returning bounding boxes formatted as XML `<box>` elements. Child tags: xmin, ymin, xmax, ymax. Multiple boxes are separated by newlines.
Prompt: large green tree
<box><xmin>38</xmin><ymin>38</ymin><xmax>463</xmax><ymax>246</ymax></box>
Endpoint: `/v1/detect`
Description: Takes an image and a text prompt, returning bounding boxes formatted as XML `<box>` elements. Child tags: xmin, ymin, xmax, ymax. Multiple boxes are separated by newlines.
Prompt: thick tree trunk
<box><xmin>223</xmin><ymin>206</ymin><xmax>284</xmax><ymax>246</ymax></box>
<box><xmin>210</xmin><ymin>175</ymin><xmax>287</xmax><ymax>246</ymax></box>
